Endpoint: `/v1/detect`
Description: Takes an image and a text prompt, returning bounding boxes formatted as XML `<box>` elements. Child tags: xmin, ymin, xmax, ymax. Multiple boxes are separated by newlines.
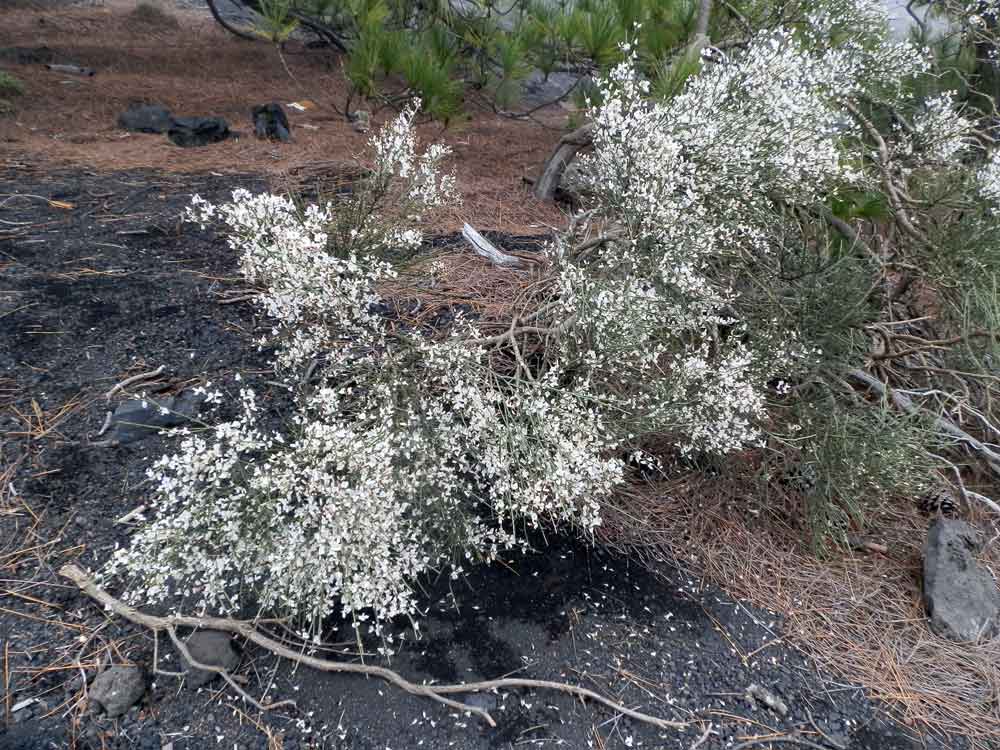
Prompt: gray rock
<box><xmin>180</xmin><ymin>631</ymin><xmax>240</xmax><ymax>687</ymax></box>
<box><xmin>118</xmin><ymin>104</ymin><xmax>173</xmax><ymax>134</ymax></box>
<box><xmin>0</xmin><ymin>46</ymin><xmax>56</xmax><ymax>65</ymax></box>
<box><xmin>349</xmin><ymin>109</ymin><xmax>370</xmax><ymax>133</ymax></box>
<box><xmin>108</xmin><ymin>391</ymin><xmax>202</xmax><ymax>444</ymax></box>
<box><xmin>520</xmin><ymin>70</ymin><xmax>585</xmax><ymax>111</ymax></box>
<box><xmin>252</xmin><ymin>102</ymin><xmax>291</xmax><ymax>142</ymax></box>
<box><xmin>461</xmin><ymin>691</ymin><xmax>499</xmax><ymax>713</ymax></box>
<box><xmin>923</xmin><ymin>518</ymin><xmax>1000</xmax><ymax>642</ymax></box>
<box><xmin>88</xmin><ymin>666</ymin><xmax>145</xmax><ymax>718</ymax></box>
<box><xmin>167</xmin><ymin>116</ymin><xmax>232</xmax><ymax>148</ymax></box>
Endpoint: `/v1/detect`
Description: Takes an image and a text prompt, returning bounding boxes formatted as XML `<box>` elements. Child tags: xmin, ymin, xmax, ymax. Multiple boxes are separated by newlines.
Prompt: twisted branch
<box><xmin>59</xmin><ymin>564</ymin><xmax>688</xmax><ymax>732</ymax></box>
<box><xmin>846</xmin><ymin>368</ymin><xmax>1000</xmax><ymax>480</ymax></box>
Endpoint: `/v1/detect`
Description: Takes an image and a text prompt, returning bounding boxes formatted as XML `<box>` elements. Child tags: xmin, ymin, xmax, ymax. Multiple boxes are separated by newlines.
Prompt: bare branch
<box><xmin>462</xmin><ymin>223</ymin><xmax>527</xmax><ymax>269</ymax></box>
<box><xmin>845</xmin><ymin>368</ymin><xmax>1000</xmax><ymax>478</ymax></box>
<box><xmin>60</xmin><ymin>564</ymin><xmax>689</xmax><ymax>732</ymax></box>
<box><xmin>105</xmin><ymin>365</ymin><xmax>166</xmax><ymax>401</ymax></box>
<box><xmin>165</xmin><ymin>627</ymin><xmax>297</xmax><ymax>712</ymax></box>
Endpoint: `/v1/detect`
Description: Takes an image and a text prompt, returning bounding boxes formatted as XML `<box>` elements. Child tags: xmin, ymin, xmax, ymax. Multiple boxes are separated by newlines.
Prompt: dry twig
<box><xmin>846</xmin><ymin>368</ymin><xmax>1000</xmax><ymax>484</ymax></box>
<box><xmin>105</xmin><ymin>366</ymin><xmax>166</xmax><ymax>401</ymax></box>
<box><xmin>60</xmin><ymin>564</ymin><xmax>688</xmax><ymax>732</ymax></box>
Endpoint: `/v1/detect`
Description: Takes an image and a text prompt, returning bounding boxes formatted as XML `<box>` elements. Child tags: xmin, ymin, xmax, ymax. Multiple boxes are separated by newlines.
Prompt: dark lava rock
<box><xmin>252</xmin><ymin>102</ymin><xmax>291</xmax><ymax>142</ymax></box>
<box><xmin>0</xmin><ymin>46</ymin><xmax>56</xmax><ymax>65</ymax></box>
<box><xmin>180</xmin><ymin>631</ymin><xmax>240</xmax><ymax>687</ymax></box>
<box><xmin>108</xmin><ymin>391</ymin><xmax>202</xmax><ymax>444</ymax></box>
<box><xmin>88</xmin><ymin>666</ymin><xmax>146</xmax><ymax>718</ymax></box>
<box><xmin>118</xmin><ymin>104</ymin><xmax>173</xmax><ymax>134</ymax></box>
<box><xmin>167</xmin><ymin>116</ymin><xmax>231</xmax><ymax>147</ymax></box>
<box><xmin>923</xmin><ymin>518</ymin><xmax>1000</xmax><ymax>642</ymax></box>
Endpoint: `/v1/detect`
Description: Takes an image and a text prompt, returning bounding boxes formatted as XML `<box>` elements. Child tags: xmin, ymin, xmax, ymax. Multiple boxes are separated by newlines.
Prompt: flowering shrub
<box><xmin>105</xmin><ymin>104</ymin><xmax>625</xmax><ymax>636</ymax></box>
<box><xmin>106</xmin><ymin>0</ymin><xmax>1000</xmax><ymax>632</ymax></box>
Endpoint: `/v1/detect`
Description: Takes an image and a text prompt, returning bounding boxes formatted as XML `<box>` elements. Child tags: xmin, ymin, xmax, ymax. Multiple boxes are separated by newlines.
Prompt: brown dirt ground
<box><xmin>0</xmin><ymin>0</ymin><xmax>568</xmax><ymax>234</ymax></box>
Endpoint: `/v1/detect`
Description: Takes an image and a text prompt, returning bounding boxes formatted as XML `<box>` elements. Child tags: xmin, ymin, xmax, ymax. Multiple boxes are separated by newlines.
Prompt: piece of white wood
<box><xmin>461</xmin><ymin>223</ymin><xmax>525</xmax><ymax>268</ymax></box>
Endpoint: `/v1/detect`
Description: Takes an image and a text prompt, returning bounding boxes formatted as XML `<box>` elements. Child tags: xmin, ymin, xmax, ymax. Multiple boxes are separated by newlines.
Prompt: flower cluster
<box><xmin>895</xmin><ymin>92</ymin><xmax>973</xmax><ymax>165</ymax></box>
<box><xmin>562</xmin><ymin>15</ymin><xmax>927</xmax><ymax>455</ymax></box>
<box><xmin>189</xmin><ymin>191</ymin><xmax>392</xmax><ymax>369</ymax></box>
<box><xmin>370</xmin><ymin>101</ymin><xmax>457</xmax><ymax>209</ymax></box>
<box><xmin>111</xmin><ymin>105</ymin><xmax>621</xmax><ymax>636</ymax></box>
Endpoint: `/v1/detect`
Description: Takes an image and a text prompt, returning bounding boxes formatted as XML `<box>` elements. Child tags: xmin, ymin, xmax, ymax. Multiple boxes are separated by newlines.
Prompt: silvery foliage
<box><xmin>105</xmin><ymin>2</ymin><xmax>950</xmax><ymax>634</ymax></box>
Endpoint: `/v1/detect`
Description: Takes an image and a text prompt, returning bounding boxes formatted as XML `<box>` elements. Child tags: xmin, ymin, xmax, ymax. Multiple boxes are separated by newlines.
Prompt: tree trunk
<box><xmin>531</xmin><ymin>0</ymin><xmax>713</xmax><ymax>202</ymax></box>
<box><xmin>206</xmin><ymin>0</ymin><xmax>259</xmax><ymax>41</ymax></box>
<box><xmin>531</xmin><ymin>123</ymin><xmax>594</xmax><ymax>201</ymax></box>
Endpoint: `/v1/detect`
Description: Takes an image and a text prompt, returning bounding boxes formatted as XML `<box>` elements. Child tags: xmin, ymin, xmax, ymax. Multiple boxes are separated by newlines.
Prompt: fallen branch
<box><xmin>217</xmin><ymin>294</ymin><xmax>260</xmax><ymax>305</ymax></box>
<box><xmin>846</xmin><ymin>368</ymin><xmax>1000</xmax><ymax>480</ymax></box>
<box><xmin>94</xmin><ymin>410</ymin><xmax>113</xmax><ymax>438</ymax></box>
<box><xmin>45</xmin><ymin>64</ymin><xmax>95</xmax><ymax>77</ymax></box>
<box><xmin>744</xmin><ymin>682</ymin><xmax>788</xmax><ymax>716</ymax></box>
<box><xmin>114</xmin><ymin>505</ymin><xmax>147</xmax><ymax>525</ymax></box>
<box><xmin>164</xmin><ymin>627</ymin><xmax>296</xmax><ymax>712</ymax></box>
<box><xmin>688</xmin><ymin>722</ymin><xmax>715</xmax><ymax>750</ymax></box>
<box><xmin>205</xmin><ymin>0</ymin><xmax>259</xmax><ymax>41</ymax></box>
<box><xmin>846</xmin><ymin>534</ymin><xmax>889</xmax><ymax>555</ymax></box>
<box><xmin>532</xmin><ymin>123</ymin><xmax>595</xmax><ymax>201</ymax></box>
<box><xmin>105</xmin><ymin>366</ymin><xmax>166</xmax><ymax>401</ymax></box>
<box><xmin>59</xmin><ymin>564</ymin><xmax>688</xmax><ymax>732</ymax></box>
<box><xmin>462</xmin><ymin>223</ymin><xmax>526</xmax><ymax>269</ymax></box>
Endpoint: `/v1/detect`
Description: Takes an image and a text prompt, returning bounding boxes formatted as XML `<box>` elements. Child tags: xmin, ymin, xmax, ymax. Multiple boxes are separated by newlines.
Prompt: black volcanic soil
<box><xmin>0</xmin><ymin>166</ymin><xmax>954</xmax><ymax>750</ymax></box>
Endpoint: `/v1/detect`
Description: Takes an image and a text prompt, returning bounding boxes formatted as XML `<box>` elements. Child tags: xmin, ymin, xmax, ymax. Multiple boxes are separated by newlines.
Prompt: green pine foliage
<box><xmin>0</xmin><ymin>71</ymin><xmax>25</xmax><ymax>98</ymax></box>
<box><xmin>251</xmin><ymin>0</ymin><xmax>727</xmax><ymax>119</ymax></box>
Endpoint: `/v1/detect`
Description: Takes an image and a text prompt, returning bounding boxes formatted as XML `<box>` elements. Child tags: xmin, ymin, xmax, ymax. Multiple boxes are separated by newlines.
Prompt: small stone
<box><xmin>167</xmin><ymin>116</ymin><xmax>231</xmax><ymax>148</ymax></box>
<box><xmin>88</xmin><ymin>666</ymin><xmax>146</xmax><ymax>718</ymax></box>
<box><xmin>924</xmin><ymin>518</ymin><xmax>1000</xmax><ymax>642</ymax></box>
<box><xmin>0</xmin><ymin>45</ymin><xmax>56</xmax><ymax>65</ymax></box>
<box><xmin>180</xmin><ymin>631</ymin><xmax>240</xmax><ymax>688</ymax></box>
<box><xmin>108</xmin><ymin>392</ymin><xmax>203</xmax><ymax>444</ymax></box>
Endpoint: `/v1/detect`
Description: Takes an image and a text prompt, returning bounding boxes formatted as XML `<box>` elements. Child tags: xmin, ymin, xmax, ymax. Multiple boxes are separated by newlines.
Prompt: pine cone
<box><xmin>779</xmin><ymin>462</ymin><xmax>818</xmax><ymax>494</ymax></box>
<box><xmin>917</xmin><ymin>487</ymin><xmax>960</xmax><ymax>518</ymax></box>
